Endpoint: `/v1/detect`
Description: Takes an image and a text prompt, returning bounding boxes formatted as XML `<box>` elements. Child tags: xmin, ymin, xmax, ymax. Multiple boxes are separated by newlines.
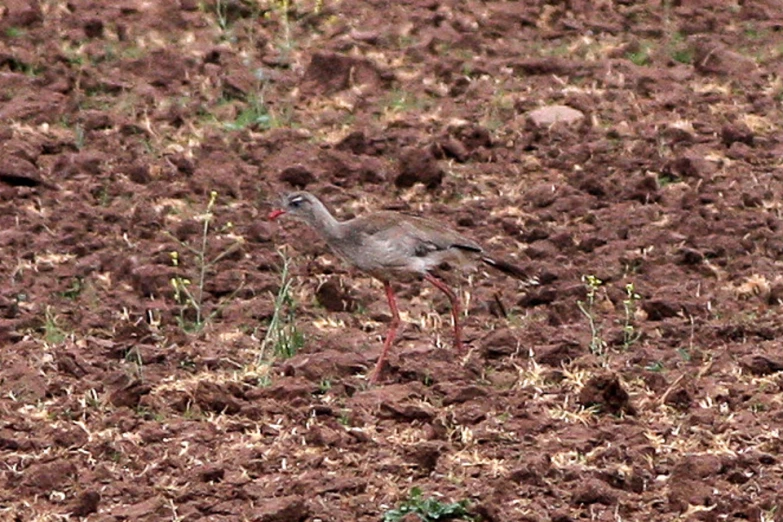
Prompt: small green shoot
<box><xmin>43</xmin><ymin>306</ymin><xmax>68</xmax><ymax>345</ymax></box>
<box><xmin>225</xmin><ymin>93</ymin><xmax>272</xmax><ymax>131</ymax></box>
<box><xmin>577</xmin><ymin>275</ymin><xmax>606</xmax><ymax>356</ymax></box>
<box><xmin>626</xmin><ymin>43</ymin><xmax>651</xmax><ymax>66</ymax></box>
<box><xmin>667</xmin><ymin>32</ymin><xmax>693</xmax><ymax>64</ymax></box>
<box><xmin>75</xmin><ymin>123</ymin><xmax>85</xmax><ymax>150</ymax></box>
<box><xmin>318</xmin><ymin>378</ymin><xmax>332</xmax><ymax>393</ymax></box>
<box><xmin>383</xmin><ymin>488</ymin><xmax>475</xmax><ymax>522</ymax></box>
<box><xmin>168</xmin><ymin>191</ymin><xmax>245</xmax><ymax>332</ymax></box>
<box><xmin>622</xmin><ymin>282</ymin><xmax>642</xmax><ymax>350</ymax></box>
<box><xmin>215</xmin><ymin>0</ymin><xmax>230</xmax><ymax>32</ymax></box>
<box><xmin>657</xmin><ymin>172</ymin><xmax>677</xmax><ymax>187</ymax></box>
<box><xmin>5</xmin><ymin>27</ymin><xmax>25</xmax><ymax>39</ymax></box>
<box><xmin>125</xmin><ymin>346</ymin><xmax>144</xmax><ymax>381</ymax></box>
<box><xmin>61</xmin><ymin>277</ymin><xmax>85</xmax><ymax>300</ymax></box>
<box><xmin>258</xmin><ymin>249</ymin><xmax>305</xmax><ymax>362</ymax></box>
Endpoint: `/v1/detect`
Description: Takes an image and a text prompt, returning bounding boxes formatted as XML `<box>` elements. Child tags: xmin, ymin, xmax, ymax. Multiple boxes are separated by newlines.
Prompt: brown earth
<box><xmin>2</xmin><ymin>0</ymin><xmax>783</xmax><ymax>520</ymax></box>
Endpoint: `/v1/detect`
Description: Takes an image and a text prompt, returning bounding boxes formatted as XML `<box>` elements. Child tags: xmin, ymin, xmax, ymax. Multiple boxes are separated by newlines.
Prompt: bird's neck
<box><xmin>310</xmin><ymin>204</ymin><xmax>344</xmax><ymax>240</ymax></box>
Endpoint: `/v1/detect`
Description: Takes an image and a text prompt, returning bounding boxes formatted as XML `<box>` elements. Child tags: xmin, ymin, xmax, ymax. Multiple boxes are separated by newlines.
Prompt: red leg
<box><xmin>370</xmin><ymin>281</ymin><xmax>401</xmax><ymax>384</ymax></box>
<box><xmin>424</xmin><ymin>273</ymin><xmax>463</xmax><ymax>353</ymax></box>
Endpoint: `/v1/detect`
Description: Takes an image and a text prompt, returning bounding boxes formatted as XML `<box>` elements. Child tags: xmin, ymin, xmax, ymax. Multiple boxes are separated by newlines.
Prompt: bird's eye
<box><xmin>289</xmin><ymin>196</ymin><xmax>304</xmax><ymax>208</ymax></box>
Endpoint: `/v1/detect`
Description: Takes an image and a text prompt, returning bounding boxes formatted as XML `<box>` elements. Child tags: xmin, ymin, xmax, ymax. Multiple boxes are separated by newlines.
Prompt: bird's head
<box><xmin>268</xmin><ymin>191</ymin><xmax>320</xmax><ymax>224</ymax></box>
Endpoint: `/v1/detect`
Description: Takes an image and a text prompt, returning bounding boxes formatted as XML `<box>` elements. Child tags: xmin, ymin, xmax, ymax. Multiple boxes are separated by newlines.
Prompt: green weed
<box><xmin>225</xmin><ymin>93</ymin><xmax>273</xmax><ymax>131</ymax></box>
<box><xmin>577</xmin><ymin>275</ymin><xmax>606</xmax><ymax>356</ymax></box>
<box><xmin>621</xmin><ymin>283</ymin><xmax>642</xmax><ymax>350</ymax></box>
<box><xmin>258</xmin><ymin>249</ymin><xmax>305</xmax><ymax>362</ymax></box>
<box><xmin>383</xmin><ymin>487</ymin><xmax>475</xmax><ymax>522</ymax></box>
<box><xmin>43</xmin><ymin>307</ymin><xmax>68</xmax><ymax>345</ymax></box>
<box><xmin>61</xmin><ymin>277</ymin><xmax>84</xmax><ymax>300</ymax></box>
<box><xmin>168</xmin><ymin>191</ymin><xmax>245</xmax><ymax>332</ymax></box>
<box><xmin>5</xmin><ymin>27</ymin><xmax>25</xmax><ymax>38</ymax></box>
<box><xmin>626</xmin><ymin>43</ymin><xmax>651</xmax><ymax>66</ymax></box>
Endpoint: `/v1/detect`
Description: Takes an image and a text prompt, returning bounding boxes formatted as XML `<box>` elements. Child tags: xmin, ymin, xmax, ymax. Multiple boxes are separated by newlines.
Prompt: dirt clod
<box><xmin>578</xmin><ymin>373</ymin><xmax>635</xmax><ymax>415</ymax></box>
<box><xmin>70</xmin><ymin>490</ymin><xmax>101</xmax><ymax>517</ymax></box>
<box><xmin>395</xmin><ymin>147</ymin><xmax>444</xmax><ymax>189</ymax></box>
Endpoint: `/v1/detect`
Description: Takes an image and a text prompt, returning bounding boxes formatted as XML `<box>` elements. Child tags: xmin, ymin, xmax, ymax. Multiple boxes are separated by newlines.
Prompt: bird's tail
<box><xmin>481</xmin><ymin>256</ymin><xmax>530</xmax><ymax>281</ymax></box>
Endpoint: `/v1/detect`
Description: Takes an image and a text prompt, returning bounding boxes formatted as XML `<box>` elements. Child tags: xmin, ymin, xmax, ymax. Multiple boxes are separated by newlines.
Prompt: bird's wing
<box><xmin>399</xmin><ymin>215</ymin><xmax>483</xmax><ymax>254</ymax></box>
<box><xmin>352</xmin><ymin>212</ymin><xmax>482</xmax><ymax>257</ymax></box>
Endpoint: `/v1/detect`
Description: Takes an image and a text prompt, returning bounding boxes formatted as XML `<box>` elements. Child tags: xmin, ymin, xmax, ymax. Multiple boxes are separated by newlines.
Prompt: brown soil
<box><xmin>2</xmin><ymin>0</ymin><xmax>783</xmax><ymax>520</ymax></box>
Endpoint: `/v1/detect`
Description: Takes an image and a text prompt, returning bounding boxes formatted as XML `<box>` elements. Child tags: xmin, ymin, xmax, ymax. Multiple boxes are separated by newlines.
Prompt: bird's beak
<box><xmin>268</xmin><ymin>209</ymin><xmax>286</xmax><ymax>220</ymax></box>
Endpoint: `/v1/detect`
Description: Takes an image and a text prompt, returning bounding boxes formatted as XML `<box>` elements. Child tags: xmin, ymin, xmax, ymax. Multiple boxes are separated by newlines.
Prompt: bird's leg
<box><xmin>371</xmin><ymin>281</ymin><xmax>401</xmax><ymax>384</ymax></box>
<box><xmin>424</xmin><ymin>273</ymin><xmax>463</xmax><ymax>352</ymax></box>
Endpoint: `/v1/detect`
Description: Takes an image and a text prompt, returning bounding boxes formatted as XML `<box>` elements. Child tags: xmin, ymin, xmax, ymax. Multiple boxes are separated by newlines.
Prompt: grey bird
<box><xmin>268</xmin><ymin>191</ymin><xmax>527</xmax><ymax>383</ymax></box>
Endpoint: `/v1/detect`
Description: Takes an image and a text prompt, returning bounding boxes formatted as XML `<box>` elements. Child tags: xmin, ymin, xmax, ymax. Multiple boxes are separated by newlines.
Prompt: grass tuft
<box><xmin>258</xmin><ymin>249</ymin><xmax>305</xmax><ymax>362</ymax></box>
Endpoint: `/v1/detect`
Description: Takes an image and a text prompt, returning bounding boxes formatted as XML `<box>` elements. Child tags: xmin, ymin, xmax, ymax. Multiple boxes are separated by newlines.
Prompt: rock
<box><xmin>250</xmin><ymin>377</ymin><xmax>318</xmax><ymax>401</ymax></box>
<box><xmin>663</xmin><ymin>154</ymin><xmax>717</xmax><ymax>179</ymax></box>
<box><xmin>126</xmin><ymin>163</ymin><xmax>152</xmax><ymax>184</ymax></box>
<box><xmin>740</xmin><ymin>355</ymin><xmax>783</xmax><ymax>376</ymax></box>
<box><xmin>0</xmin><ymin>0</ymin><xmax>43</xmax><ymax>29</ymax></box>
<box><xmin>677</xmin><ymin>247</ymin><xmax>704</xmax><ymax>265</ymax></box>
<box><xmin>665</xmin><ymin>385</ymin><xmax>693</xmax><ymax>411</ymax></box>
<box><xmin>254</xmin><ymin>495</ymin><xmax>310</xmax><ymax>522</ymax></box>
<box><xmin>21</xmin><ymin>460</ymin><xmax>78</xmax><ymax>495</ymax></box>
<box><xmin>0</xmin><ymin>156</ymin><xmax>52</xmax><ymax>189</ymax></box>
<box><xmin>83</xmin><ymin>18</ymin><xmax>104</xmax><ymax>39</ymax></box>
<box><xmin>433</xmin><ymin>137</ymin><xmax>469</xmax><ymax>162</ymax></box>
<box><xmin>70</xmin><ymin>490</ymin><xmax>101</xmax><ymax>517</ymax></box>
<box><xmin>513</xmin><ymin>58</ymin><xmax>588</xmax><ymax>76</ymax></box>
<box><xmin>527</xmin><ymin>105</ymin><xmax>585</xmax><ymax>127</ymax></box>
<box><xmin>435</xmin><ymin>383</ymin><xmax>488</xmax><ymax>406</ymax></box>
<box><xmin>571</xmin><ymin>478</ymin><xmax>617</xmax><ymax>506</ymax></box>
<box><xmin>536</xmin><ymin>341</ymin><xmax>582</xmax><ymax>366</ymax></box>
<box><xmin>111</xmin><ymin>496</ymin><xmax>166</xmax><ymax>519</ymax></box>
<box><xmin>198</xmin><ymin>465</ymin><xmax>225</xmax><ymax>483</ymax></box>
<box><xmin>194</xmin><ymin>381</ymin><xmax>243</xmax><ymax>414</ymax></box>
<box><xmin>526</xmin><ymin>183</ymin><xmax>559</xmax><ymax>208</ymax></box>
<box><xmin>336</xmin><ymin>131</ymin><xmax>369</xmax><ymax>155</ymax></box>
<box><xmin>395</xmin><ymin>147</ymin><xmax>444</xmax><ymax>189</ymax></box>
<box><xmin>741</xmin><ymin>192</ymin><xmax>763</xmax><ymax>208</ymax></box>
<box><xmin>246</xmin><ymin>221</ymin><xmax>274</xmax><ymax>243</ymax></box>
<box><xmin>667</xmin><ymin>454</ymin><xmax>723</xmax><ymax>510</ymax></box>
<box><xmin>302</xmin><ymin>52</ymin><xmax>389</xmax><ymax>96</ymax></box>
<box><xmin>642</xmin><ymin>299</ymin><xmax>681</xmax><ymax>320</ymax></box>
<box><xmin>80</xmin><ymin>109</ymin><xmax>113</xmax><ymax>131</ymax></box>
<box><xmin>480</xmin><ymin>328</ymin><xmax>519</xmax><ymax>358</ymax></box>
<box><xmin>518</xmin><ymin>288</ymin><xmax>557</xmax><ymax>308</ymax></box>
<box><xmin>692</xmin><ymin>37</ymin><xmax>758</xmax><ymax>77</ymax></box>
<box><xmin>727</xmin><ymin>141</ymin><xmax>753</xmax><ymax>160</ymax></box>
<box><xmin>721</xmin><ymin>123</ymin><xmax>754</xmax><ymax>147</ymax></box>
<box><xmin>315</xmin><ymin>278</ymin><xmax>357</xmax><ymax>312</ymax></box>
<box><xmin>109</xmin><ymin>380</ymin><xmax>152</xmax><ymax>408</ymax></box>
<box><xmin>279</xmin><ymin>165</ymin><xmax>316</xmax><ymax>188</ymax></box>
<box><xmin>578</xmin><ymin>373</ymin><xmax>636</xmax><ymax>415</ymax></box>
<box><xmin>767</xmin><ymin>281</ymin><xmax>783</xmax><ymax>305</ymax></box>
<box><xmin>129</xmin><ymin>263</ymin><xmax>175</xmax><ymax>298</ymax></box>
<box><xmin>283</xmin><ymin>350</ymin><xmax>368</xmax><ymax>382</ymax></box>
<box><xmin>404</xmin><ymin>441</ymin><xmax>443</xmax><ymax>474</ymax></box>
<box><xmin>507</xmin><ymin>454</ymin><xmax>551</xmax><ymax>486</ymax></box>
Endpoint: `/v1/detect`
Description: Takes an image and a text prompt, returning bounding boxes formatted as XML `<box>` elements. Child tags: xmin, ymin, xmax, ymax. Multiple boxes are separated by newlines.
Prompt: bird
<box><xmin>268</xmin><ymin>191</ymin><xmax>527</xmax><ymax>384</ymax></box>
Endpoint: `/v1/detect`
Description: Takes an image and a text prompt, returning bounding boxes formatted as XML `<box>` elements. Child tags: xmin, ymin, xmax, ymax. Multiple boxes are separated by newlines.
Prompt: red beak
<box><xmin>268</xmin><ymin>209</ymin><xmax>286</xmax><ymax>220</ymax></box>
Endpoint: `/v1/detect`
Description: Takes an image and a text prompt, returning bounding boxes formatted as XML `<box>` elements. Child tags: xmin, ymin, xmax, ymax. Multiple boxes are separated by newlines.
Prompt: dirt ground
<box><xmin>2</xmin><ymin>0</ymin><xmax>783</xmax><ymax>520</ymax></box>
